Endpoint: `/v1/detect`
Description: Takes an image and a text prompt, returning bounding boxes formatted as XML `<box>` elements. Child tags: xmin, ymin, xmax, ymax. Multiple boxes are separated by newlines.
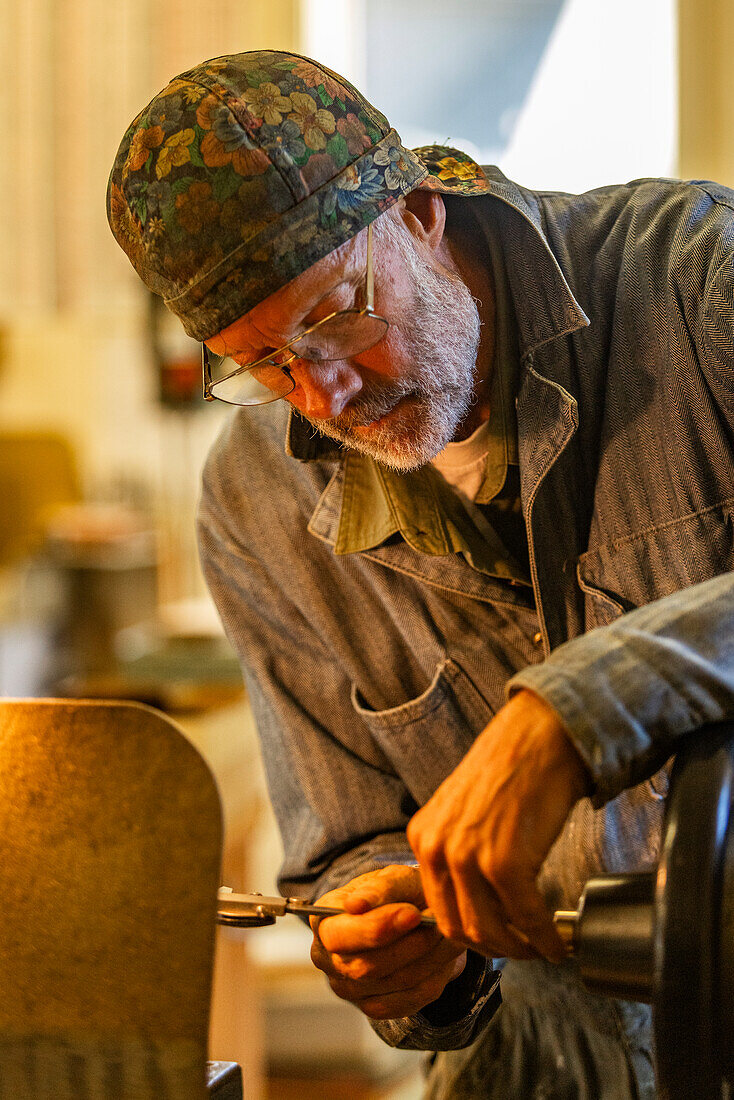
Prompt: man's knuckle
<box><xmin>441</xmin><ymin>917</ymin><xmax>465</xmax><ymax>942</ymax></box>
<box><xmin>353</xmin><ymin>869</ymin><xmax>376</xmax><ymax>887</ymax></box>
<box><xmin>420</xmin><ymin>842</ymin><xmax>446</xmax><ymax>871</ymax></box>
<box><xmin>462</xmin><ymin>921</ymin><xmax>483</xmax><ymax>945</ymax></box>
<box><xmin>346</xmin><ymin>956</ymin><xmax>373</xmax><ymax>981</ymax></box>
<box><xmin>407</xmin><ymin>835</ymin><xmax>426</xmax><ymax>863</ymax></box>
<box><xmin>445</xmin><ymin>841</ymin><xmax>473</xmax><ymax>874</ymax></box>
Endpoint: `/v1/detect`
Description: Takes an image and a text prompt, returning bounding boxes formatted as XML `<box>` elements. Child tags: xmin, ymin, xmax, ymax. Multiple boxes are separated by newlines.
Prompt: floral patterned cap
<box><xmin>107</xmin><ymin>51</ymin><xmax>492</xmax><ymax>341</ymax></box>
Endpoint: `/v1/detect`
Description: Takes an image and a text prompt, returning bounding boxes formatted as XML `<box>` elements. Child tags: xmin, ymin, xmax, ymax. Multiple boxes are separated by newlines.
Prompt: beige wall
<box><xmin>678</xmin><ymin>0</ymin><xmax>734</xmax><ymax>184</ymax></box>
<box><xmin>0</xmin><ymin>0</ymin><xmax>300</xmax><ymax>599</ymax></box>
<box><xmin>1</xmin><ymin>0</ymin><xmax>300</xmax><ymax>315</ymax></box>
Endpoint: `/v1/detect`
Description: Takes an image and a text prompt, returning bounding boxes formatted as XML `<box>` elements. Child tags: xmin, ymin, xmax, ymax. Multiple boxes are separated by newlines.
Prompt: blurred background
<box><xmin>0</xmin><ymin>0</ymin><xmax>731</xmax><ymax>1096</ymax></box>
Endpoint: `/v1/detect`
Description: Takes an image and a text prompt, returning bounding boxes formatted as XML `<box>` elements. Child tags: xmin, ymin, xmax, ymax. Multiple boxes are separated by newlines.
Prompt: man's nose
<box><xmin>289</xmin><ymin>359</ymin><xmax>362</xmax><ymax>419</ymax></box>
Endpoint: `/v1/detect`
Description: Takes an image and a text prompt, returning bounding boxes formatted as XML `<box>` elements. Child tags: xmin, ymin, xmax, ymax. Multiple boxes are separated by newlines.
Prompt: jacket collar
<box><xmin>470</xmin><ymin>165</ymin><xmax>589</xmax><ymax>357</ymax></box>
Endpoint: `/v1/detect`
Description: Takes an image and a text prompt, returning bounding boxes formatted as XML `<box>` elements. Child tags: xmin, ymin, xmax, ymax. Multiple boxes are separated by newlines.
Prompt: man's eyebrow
<box><xmin>218</xmin><ymin>320</ymin><xmax>272</xmax><ymax>358</ymax></box>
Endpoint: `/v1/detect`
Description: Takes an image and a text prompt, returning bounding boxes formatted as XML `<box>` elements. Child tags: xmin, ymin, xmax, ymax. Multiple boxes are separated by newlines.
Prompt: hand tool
<box><xmin>216</xmin><ymin>888</ymin><xmax>438</xmax><ymax>927</ymax></box>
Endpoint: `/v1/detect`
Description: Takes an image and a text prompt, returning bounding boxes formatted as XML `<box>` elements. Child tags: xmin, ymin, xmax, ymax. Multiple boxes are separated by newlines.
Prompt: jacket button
<box><xmin>533</xmin><ymin>632</ymin><xmax>543</xmax><ymax>646</ymax></box>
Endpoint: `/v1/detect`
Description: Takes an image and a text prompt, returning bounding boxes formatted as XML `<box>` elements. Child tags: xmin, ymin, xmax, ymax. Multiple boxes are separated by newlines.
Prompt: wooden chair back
<box><xmin>0</xmin><ymin>699</ymin><xmax>222</xmax><ymax>1099</ymax></box>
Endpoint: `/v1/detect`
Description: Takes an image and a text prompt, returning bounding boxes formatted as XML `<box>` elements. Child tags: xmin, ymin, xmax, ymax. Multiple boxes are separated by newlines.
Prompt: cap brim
<box><xmin>413</xmin><ymin>145</ymin><xmax>492</xmax><ymax>197</ymax></box>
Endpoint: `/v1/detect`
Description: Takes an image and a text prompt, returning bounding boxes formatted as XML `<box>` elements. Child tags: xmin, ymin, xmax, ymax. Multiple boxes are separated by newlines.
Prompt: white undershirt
<box><xmin>430</xmin><ymin>420</ymin><xmax>491</xmax><ymax>504</ymax></box>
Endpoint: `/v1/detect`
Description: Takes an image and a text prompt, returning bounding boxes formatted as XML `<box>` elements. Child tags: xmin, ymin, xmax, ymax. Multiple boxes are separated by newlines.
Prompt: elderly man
<box><xmin>108</xmin><ymin>51</ymin><xmax>734</xmax><ymax>1098</ymax></box>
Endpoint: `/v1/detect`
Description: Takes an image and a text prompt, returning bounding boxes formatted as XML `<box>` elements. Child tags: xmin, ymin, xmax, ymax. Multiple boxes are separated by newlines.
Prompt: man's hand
<box><xmin>309</xmin><ymin>864</ymin><xmax>467</xmax><ymax>1020</ymax></box>
<box><xmin>406</xmin><ymin>689</ymin><xmax>592</xmax><ymax>963</ymax></box>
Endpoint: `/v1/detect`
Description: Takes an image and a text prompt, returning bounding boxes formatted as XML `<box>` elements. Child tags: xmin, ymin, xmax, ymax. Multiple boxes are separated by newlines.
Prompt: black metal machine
<box><xmin>553</xmin><ymin>722</ymin><xmax>733</xmax><ymax>1099</ymax></box>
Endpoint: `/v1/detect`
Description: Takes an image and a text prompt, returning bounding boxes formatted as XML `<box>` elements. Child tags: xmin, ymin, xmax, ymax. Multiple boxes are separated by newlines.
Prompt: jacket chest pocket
<box><xmin>351</xmin><ymin>658</ymin><xmax>493</xmax><ymax>807</ymax></box>
<box><xmin>577</xmin><ymin>501</ymin><xmax>734</xmax><ymax>630</ymax></box>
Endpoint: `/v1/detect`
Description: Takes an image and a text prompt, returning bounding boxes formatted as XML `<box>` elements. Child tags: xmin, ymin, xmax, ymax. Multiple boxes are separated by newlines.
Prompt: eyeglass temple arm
<box><xmin>202</xmin><ymin>225</ymin><xmax>376</xmax><ymax>401</ymax></box>
<box><xmin>365</xmin><ymin>222</ymin><xmax>375</xmax><ymax>311</ymax></box>
<box><xmin>202</xmin><ymin>345</ymin><xmax>215</xmax><ymax>401</ymax></box>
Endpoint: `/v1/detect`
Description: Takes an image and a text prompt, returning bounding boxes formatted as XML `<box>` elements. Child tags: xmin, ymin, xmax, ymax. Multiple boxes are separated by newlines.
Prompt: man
<box><xmin>108</xmin><ymin>50</ymin><xmax>734</xmax><ymax>1097</ymax></box>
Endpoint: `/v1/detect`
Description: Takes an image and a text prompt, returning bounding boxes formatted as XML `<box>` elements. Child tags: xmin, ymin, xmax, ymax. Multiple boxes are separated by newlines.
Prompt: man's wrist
<box><xmin>508</xmin><ymin>687</ymin><xmax>594</xmax><ymax>801</ymax></box>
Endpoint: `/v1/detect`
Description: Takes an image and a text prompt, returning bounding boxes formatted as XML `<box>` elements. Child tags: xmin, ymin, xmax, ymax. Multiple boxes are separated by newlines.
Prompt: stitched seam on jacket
<box><xmin>592</xmin><ymin>496</ymin><xmax>734</xmax><ymax>553</ymax></box>
<box><xmin>696</xmin><ymin>182</ymin><xmax>734</xmax><ymax>214</ymax></box>
<box><xmin>356</xmin><ymin>551</ymin><xmax>533</xmax><ymax>607</ymax></box>
<box><xmin>352</xmin><ymin>664</ymin><xmax>450</xmax><ymax>725</ymax></box>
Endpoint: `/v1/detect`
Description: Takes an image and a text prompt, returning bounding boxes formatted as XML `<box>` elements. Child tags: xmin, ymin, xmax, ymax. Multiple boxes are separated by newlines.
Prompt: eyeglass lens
<box><xmin>208</xmin><ymin>354</ymin><xmax>295</xmax><ymax>406</ymax></box>
<box><xmin>287</xmin><ymin>310</ymin><xmax>387</xmax><ymax>362</ymax></box>
<box><xmin>208</xmin><ymin>310</ymin><xmax>388</xmax><ymax>406</ymax></box>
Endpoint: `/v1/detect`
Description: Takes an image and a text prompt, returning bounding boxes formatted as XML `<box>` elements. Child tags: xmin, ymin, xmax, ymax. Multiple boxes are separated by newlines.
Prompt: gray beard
<box><xmin>306</xmin><ymin>260</ymin><xmax>482</xmax><ymax>472</ymax></box>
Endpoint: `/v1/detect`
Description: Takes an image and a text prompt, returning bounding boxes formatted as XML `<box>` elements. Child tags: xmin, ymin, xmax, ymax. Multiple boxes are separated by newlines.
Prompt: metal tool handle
<box><xmin>217</xmin><ymin>888</ymin><xmax>438</xmax><ymax>927</ymax></box>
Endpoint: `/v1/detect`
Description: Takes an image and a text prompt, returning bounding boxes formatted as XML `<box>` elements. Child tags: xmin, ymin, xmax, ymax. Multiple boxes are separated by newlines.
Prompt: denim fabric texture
<box><xmin>197</xmin><ymin>166</ymin><xmax>734</xmax><ymax>1097</ymax></box>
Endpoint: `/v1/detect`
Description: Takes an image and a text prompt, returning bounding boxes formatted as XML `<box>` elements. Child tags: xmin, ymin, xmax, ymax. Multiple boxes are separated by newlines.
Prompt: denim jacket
<box><xmin>197</xmin><ymin>168</ymin><xmax>734</xmax><ymax>1082</ymax></box>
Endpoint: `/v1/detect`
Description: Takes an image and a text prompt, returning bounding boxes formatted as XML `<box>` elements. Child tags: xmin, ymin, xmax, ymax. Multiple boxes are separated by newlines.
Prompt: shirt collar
<box><xmin>329</xmin><ymin>332</ymin><xmax>524</xmax><ymax>577</ymax></box>
<box><xmin>333</xmin><ymin>455</ymin><xmax>527</xmax><ymax>581</ymax></box>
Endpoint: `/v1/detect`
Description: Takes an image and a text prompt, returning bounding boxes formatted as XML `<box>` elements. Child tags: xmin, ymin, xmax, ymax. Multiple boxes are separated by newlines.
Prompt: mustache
<box><xmin>311</xmin><ymin>379</ymin><xmax>417</xmax><ymax>431</ymax></box>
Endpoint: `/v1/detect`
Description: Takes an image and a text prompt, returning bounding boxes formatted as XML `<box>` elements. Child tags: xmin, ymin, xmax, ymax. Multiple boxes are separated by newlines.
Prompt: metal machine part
<box><xmin>655</xmin><ymin>724</ymin><xmax>733</xmax><ymax>1099</ymax></box>
<box><xmin>206</xmin><ymin>1060</ymin><xmax>243</xmax><ymax>1099</ymax></box>
<box><xmin>554</xmin><ymin>873</ymin><xmax>655</xmax><ymax>1002</ymax></box>
<box><xmin>554</xmin><ymin>722</ymin><xmax>734</xmax><ymax>1099</ymax></box>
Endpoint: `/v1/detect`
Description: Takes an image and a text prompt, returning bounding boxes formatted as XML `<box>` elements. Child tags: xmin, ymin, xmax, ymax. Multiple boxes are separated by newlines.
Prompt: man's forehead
<box><xmin>216</xmin><ymin>231</ymin><xmax>364</xmax><ymax>345</ymax></box>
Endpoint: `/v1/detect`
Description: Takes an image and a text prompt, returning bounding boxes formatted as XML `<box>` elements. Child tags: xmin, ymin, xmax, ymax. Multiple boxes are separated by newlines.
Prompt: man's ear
<box><xmin>399</xmin><ymin>190</ymin><xmax>447</xmax><ymax>253</ymax></box>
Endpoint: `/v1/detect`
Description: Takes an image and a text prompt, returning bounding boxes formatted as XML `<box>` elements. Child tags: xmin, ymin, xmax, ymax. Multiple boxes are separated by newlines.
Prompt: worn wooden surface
<box><xmin>0</xmin><ymin>699</ymin><xmax>223</xmax><ymax>1099</ymax></box>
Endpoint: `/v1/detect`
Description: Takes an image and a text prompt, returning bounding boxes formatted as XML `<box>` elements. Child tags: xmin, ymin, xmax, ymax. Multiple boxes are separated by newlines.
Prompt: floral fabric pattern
<box><xmin>414</xmin><ymin>146</ymin><xmax>491</xmax><ymax>195</ymax></box>
<box><xmin>107</xmin><ymin>50</ymin><xmax>491</xmax><ymax>341</ymax></box>
<box><xmin>288</xmin><ymin>91</ymin><xmax>336</xmax><ymax>151</ymax></box>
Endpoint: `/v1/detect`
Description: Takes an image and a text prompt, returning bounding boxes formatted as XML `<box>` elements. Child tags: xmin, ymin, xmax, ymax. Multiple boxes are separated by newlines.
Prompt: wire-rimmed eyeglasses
<box><xmin>202</xmin><ymin>223</ymin><xmax>388</xmax><ymax>407</ymax></box>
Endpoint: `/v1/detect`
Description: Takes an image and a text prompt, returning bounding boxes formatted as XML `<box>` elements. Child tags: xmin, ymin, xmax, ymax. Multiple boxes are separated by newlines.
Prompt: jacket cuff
<box><xmin>302</xmin><ymin>837</ymin><xmax>418</xmax><ymax>901</ymax></box>
<box><xmin>369</xmin><ymin>955</ymin><xmax>501</xmax><ymax>1051</ymax></box>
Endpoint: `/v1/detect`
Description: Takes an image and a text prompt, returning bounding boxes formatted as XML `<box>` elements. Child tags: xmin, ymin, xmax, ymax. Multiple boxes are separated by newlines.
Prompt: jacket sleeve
<box><xmin>510</xmin><ymin>227</ymin><xmax>734</xmax><ymax>805</ymax></box>
<box><xmin>197</xmin><ymin>453</ymin><xmax>500</xmax><ymax>1051</ymax></box>
<box><xmin>508</xmin><ymin>570</ymin><xmax>734</xmax><ymax>807</ymax></box>
<box><xmin>696</xmin><ymin>202</ymin><xmax>734</xmax><ymax>413</ymax></box>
